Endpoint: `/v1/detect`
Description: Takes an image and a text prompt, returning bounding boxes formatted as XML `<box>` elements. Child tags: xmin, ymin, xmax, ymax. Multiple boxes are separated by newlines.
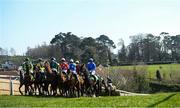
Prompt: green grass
<box><xmin>111</xmin><ymin>64</ymin><xmax>180</xmax><ymax>79</ymax></box>
<box><xmin>0</xmin><ymin>92</ymin><xmax>180</xmax><ymax>107</ymax></box>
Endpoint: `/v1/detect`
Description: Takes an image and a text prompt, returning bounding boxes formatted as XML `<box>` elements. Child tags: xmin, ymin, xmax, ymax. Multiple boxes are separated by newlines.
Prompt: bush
<box><xmin>149</xmin><ymin>82</ymin><xmax>180</xmax><ymax>93</ymax></box>
<box><xmin>109</xmin><ymin>64</ymin><xmax>151</xmax><ymax>93</ymax></box>
<box><xmin>97</xmin><ymin>64</ymin><xmax>180</xmax><ymax>93</ymax></box>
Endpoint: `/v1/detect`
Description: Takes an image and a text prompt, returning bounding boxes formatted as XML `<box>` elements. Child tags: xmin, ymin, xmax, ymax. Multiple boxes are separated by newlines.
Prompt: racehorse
<box><xmin>57</xmin><ymin>69</ymin><xmax>71</xmax><ymax>97</ymax></box>
<box><xmin>79</xmin><ymin>64</ymin><xmax>100</xmax><ymax>97</ymax></box>
<box><xmin>34</xmin><ymin>67</ymin><xmax>45</xmax><ymax>95</ymax></box>
<box><xmin>68</xmin><ymin>71</ymin><xmax>84</xmax><ymax>97</ymax></box>
<box><xmin>19</xmin><ymin>67</ymin><xmax>34</xmax><ymax>95</ymax></box>
<box><xmin>44</xmin><ymin>61</ymin><xmax>58</xmax><ymax>95</ymax></box>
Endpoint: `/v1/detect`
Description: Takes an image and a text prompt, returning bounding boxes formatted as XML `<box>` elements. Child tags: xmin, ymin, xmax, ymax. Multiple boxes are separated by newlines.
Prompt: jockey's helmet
<box><xmin>38</xmin><ymin>58</ymin><xmax>43</xmax><ymax>62</ymax></box>
<box><xmin>61</xmin><ymin>58</ymin><xmax>66</xmax><ymax>62</ymax></box>
<box><xmin>51</xmin><ymin>57</ymin><xmax>56</xmax><ymax>61</ymax></box>
<box><xmin>89</xmin><ymin>58</ymin><xmax>93</xmax><ymax>62</ymax></box>
<box><xmin>70</xmin><ymin>59</ymin><xmax>74</xmax><ymax>63</ymax></box>
<box><xmin>75</xmin><ymin>60</ymin><xmax>79</xmax><ymax>64</ymax></box>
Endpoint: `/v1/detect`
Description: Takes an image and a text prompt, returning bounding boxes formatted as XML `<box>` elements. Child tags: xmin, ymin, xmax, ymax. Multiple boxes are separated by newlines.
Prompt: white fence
<box><xmin>0</xmin><ymin>75</ymin><xmax>22</xmax><ymax>95</ymax></box>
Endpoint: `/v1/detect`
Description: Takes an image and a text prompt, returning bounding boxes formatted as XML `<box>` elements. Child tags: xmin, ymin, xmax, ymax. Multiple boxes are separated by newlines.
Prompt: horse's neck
<box><xmin>60</xmin><ymin>73</ymin><xmax>66</xmax><ymax>82</ymax></box>
<box><xmin>83</xmin><ymin>71</ymin><xmax>90</xmax><ymax>80</ymax></box>
<box><xmin>19</xmin><ymin>70</ymin><xmax>24</xmax><ymax>80</ymax></box>
<box><xmin>45</xmin><ymin>65</ymin><xmax>52</xmax><ymax>73</ymax></box>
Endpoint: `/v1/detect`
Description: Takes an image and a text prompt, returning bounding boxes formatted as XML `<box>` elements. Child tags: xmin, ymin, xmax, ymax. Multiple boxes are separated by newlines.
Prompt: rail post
<box><xmin>9</xmin><ymin>77</ymin><xmax>14</xmax><ymax>95</ymax></box>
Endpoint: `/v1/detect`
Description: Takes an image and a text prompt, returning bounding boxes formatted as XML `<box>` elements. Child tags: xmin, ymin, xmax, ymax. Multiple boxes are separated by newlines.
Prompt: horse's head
<box><xmin>80</xmin><ymin>64</ymin><xmax>91</xmax><ymax>82</ymax></box>
<box><xmin>80</xmin><ymin>64</ymin><xmax>87</xmax><ymax>74</ymax></box>
<box><xmin>44</xmin><ymin>61</ymin><xmax>52</xmax><ymax>73</ymax></box>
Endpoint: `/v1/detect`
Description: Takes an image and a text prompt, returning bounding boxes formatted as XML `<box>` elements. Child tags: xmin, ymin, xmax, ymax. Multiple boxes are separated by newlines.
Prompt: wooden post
<box><xmin>9</xmin><ymin>77</ymin><xmax>14</xmax><ymax>95</ymax></box>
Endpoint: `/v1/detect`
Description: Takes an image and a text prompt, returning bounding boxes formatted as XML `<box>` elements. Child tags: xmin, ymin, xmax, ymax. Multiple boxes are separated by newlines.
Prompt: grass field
<box><xmin>111</xmin><ymin>64</ymin><xmax>180</xmax><ymax>79</ymax></box>
<box><xmin>0</xmin><ymin>92</ymin><xmax>180</xmax><ymax>107</ymax></box>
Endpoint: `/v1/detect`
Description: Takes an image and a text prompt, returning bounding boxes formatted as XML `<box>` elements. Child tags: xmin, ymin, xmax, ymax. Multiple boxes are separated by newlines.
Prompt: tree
<box><xmin>80</xmin><ymin>37</ymin><xmax>96</xmax><ymax>50</ymax></box>
<box><xmin>96</xmin><ymin>35</ymin><xmax>116</xmax><ymax>65</ymax></box>
<box><xmin>50</xmin><ymin>32</ymin><xmax>81</xmax><ymax>60</ymax></box>
<box><xmin>96</xmin><ymin>35</ymin><xmax>116</xmax><ymax>49</ymax></box>
<box><xmin>80</xmin><ymin>46</ymin><xmax>100</xmax><ymax>65</ymax></box>
<box><xmin>118</xmin><ymin>39</ymin><xmax>127</xmax><ymax>64</ymax></box>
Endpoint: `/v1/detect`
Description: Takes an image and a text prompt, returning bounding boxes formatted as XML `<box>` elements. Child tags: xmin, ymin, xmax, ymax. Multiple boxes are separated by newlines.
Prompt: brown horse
<box><xmin>19</xmin><ymin>68</ymin><xmax>34</xmax><ymax>95</ymax></box>
<box><xmin>57</xmin><ymin>69</ymin><xmax>84</xmax><ymax>97</ymax></box>
<box><xmin>34</xmin><ymin>67</ymin><xmax>44</xmax><ymax>95</ymax></box>
<box><xmin>57</xmin><ymin>70</ymin><xmax>70</xmax><ymax>97</ymax></box>
<box><xmin>68</xmin><ymin>72</ymin><xmax>84</xmax><ymax>97</ymax></box>
<box><xmin>44</xmin><ymin>61</ymin><xmax>58</xmax><ymax>95</ymax></box>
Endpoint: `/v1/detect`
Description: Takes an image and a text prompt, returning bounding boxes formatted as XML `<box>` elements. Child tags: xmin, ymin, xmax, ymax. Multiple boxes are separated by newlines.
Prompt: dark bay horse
<box><xmin>19</xmin><ymin>68</ymin><xmax>34</xmax><ymax>95</ymax></box>
<box><xmin>79</xmin><ymin>64</ymin><xmax>100</xmax><ymax>97</ymax></box>
<box><xmin>34</xmin><ymin>71</ymin><xmax>44</xmax><ymax>95</ymax></box>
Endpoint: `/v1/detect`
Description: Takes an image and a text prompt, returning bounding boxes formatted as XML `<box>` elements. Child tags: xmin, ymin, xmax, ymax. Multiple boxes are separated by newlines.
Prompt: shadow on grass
<box><xmin>148</xmin><ymin>93</ymin><xmax>176</xmax><ymax>107</ymax></box>
<box><xmin>12</xmin><ymin>95</ymin><xmax>65</xmax><ymax>98</ymax></box>
<box><xmin>13</xmin><ymin>94</ymin><xmax>82</xmax><ymax>99</ymax></box>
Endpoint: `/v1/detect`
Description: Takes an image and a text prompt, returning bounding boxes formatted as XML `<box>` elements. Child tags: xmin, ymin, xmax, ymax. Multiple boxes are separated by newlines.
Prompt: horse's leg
<box><xmin>25</xmin><ymin>84</ymin><xmax>28</xmax><ymax>95</ymax></box>
<box><xmin>75</xmin><ymin>82</ymin><xmax>80</xmax><ymax>97</ymax></box>
<box><xmin>80</xmin><ymin>84</ymin><xmax>84</xmax><ymax>96</ymax></box>
<box><xmin>51</xmin><ymin>83</ymin><xmax>56</xmax><ymax>96</ymax></box>
<box><xmin>90</xmin><ymin>83</ymin><xmax>96</xmax><ymax>97</ymax></box>
<box><xmin>44</xmin><ymin>82</ymin><xmax>48</xmax><ymax>95</ymax></box>
<box><xmin>34</xmin><ymin>83</ymin><xmax>37</xmax><ymax>95</ymax></box>
<box><xmin>38</xmin><ymin>84</ymin><xmax>42</xmax><ymax>95</ymax></box>
<box><xmin>66</xmin><ymin>87</ymin><xmax>69</xmax><ymax>97</ymax></box>
<box><xmin>99</xmin><ymin>81</ymin><xmax>102</xmax><ymax>96</ymax></box>
<box><xmin>45</xmin><ymin>82</ymin><xmax>49</xmax><ymax>95</ymax></box>
<box><xmin>49</xmin><ymin>84</ymin><xmax>52</xmax><ymax>95</ymax></box>
<box><xmin>77</xmin><ymin>84</ymin><xmax>80</xmax><ymax>97</ymax></box>
<box><xmin>28</xmin><ymin>83</ymin><xmax>34</xmax><ymax>95</ymax></box>
<box><xmin>73</xmin><ymin>87</ymin><xmax>75</xmax><ymax>97</ymax></box>
<box><xmin>19</xmin><ymin>83</ymin><xmax>23</xmax><ymax>95</ymax></box>
<box><xmin>95</xmin><ymin>82</ymin><xmax>99</xmax><ymax>97</ymax></box>
<box><xmin>42</xmin><ymin>80</ymin><xmax>46</xmax><ymax>95</ymax></box>
<box><xmin>58</xmin><ymin>82</ymin><xmax>63</xmax><ymax>96</ymax></box>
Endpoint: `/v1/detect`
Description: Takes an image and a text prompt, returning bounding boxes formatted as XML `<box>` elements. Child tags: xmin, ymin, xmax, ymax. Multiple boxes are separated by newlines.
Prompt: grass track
<box><xmin>0</xmin><ymin>92</ymin><xmax>180</xmax><ymax>107</ymax></box>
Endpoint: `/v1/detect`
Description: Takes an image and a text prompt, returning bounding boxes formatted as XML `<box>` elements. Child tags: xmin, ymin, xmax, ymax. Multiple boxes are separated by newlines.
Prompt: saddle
<box><xmin>89</xmin><ymin>74</ymin><xmax>99</xmax><ymax>82</ymax></box>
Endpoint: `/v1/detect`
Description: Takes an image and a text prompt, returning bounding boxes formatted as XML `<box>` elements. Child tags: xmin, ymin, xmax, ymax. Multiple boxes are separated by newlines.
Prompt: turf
<box><xmin>0</xmin><ymin>92</ymin><xmax>180</xmax><ymax>107</ymax></box>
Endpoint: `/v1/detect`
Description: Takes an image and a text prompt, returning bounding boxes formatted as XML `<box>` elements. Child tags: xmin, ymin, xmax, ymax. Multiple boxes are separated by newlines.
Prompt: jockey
<box><xmin>22</xmin><ymin>57</ymin><xmax>34</xmax><ymax>80</ymax></box>
<box><xmin>86</xmin><ymin>58</ymin><xmax>98</xmax><ymax>81</ymax></box>
<box><xmin>50</xmin><ymin>57</ymin><xmax>59</xmax><ymax>74</ymax></box>
<box><xmin>75</xmin><ymin>60</ymin><xmax>80</xmax><ymax>75</ymax></box>
<box><xmin>60</xmin><ymin>58</ymin><xmax>69</xmax><ymax>74</ymax></box>
<box><xmin>36</xmin><ymin>58</ymin><xmax>45</xmax><ymax>79</ymax></box>
<box><xmin>86</xmin><ymin>58</ymin><xmax>96</xmax><ymax>75</ymax></box>
<box><xmin>69</xmin><ymin>59</ymin><xmax>78</xmax><ymax>81</ymax></box>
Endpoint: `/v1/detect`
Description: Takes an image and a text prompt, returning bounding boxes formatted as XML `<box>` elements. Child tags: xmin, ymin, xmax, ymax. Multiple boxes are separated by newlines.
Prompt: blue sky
<box><xmin>0</xmin><ymin>0</ymin><xmax>180</xmax><ymax>55</ymax></box>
